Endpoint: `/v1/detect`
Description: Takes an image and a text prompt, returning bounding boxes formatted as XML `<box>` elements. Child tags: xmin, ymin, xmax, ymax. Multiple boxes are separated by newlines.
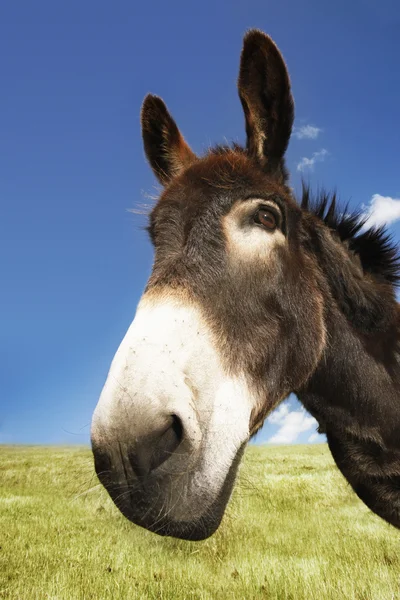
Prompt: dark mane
<box><xmin>301</xmin><ymin>185</ymin><xmax>400</xmax><ymax>286</ymax></box>
<box><xmin>208</xmin><ymin>143</ymin><xmax>246</xmax><ymax>155</ymax></box>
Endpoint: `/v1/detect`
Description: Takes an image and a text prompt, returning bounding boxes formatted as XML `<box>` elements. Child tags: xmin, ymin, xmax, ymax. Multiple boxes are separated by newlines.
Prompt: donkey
<box><xmin>91</xmin><ymin>30</ymin><xmax>400</xmax><ymax>540</ymax></box>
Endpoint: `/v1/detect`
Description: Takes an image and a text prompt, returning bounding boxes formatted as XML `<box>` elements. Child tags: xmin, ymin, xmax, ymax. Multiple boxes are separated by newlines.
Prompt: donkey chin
<box><xmin>91</xmin><ymin>296</ymin><xmax>255</xmax><ymax>540</ymax></box>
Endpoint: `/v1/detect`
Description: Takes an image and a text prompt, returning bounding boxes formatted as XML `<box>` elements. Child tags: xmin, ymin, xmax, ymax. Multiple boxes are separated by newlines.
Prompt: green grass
<box><xmin>1</xmin><ymin>444</ymin><xmax>399</xmax><ymax>600</ymax></box>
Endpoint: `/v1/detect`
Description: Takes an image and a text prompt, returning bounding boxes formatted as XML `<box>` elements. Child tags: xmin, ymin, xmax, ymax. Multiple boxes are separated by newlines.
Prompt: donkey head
<box><xmin>91</xmin><ymin>30</ymin><xmax>327</xmax><ymax>540</ymax></box>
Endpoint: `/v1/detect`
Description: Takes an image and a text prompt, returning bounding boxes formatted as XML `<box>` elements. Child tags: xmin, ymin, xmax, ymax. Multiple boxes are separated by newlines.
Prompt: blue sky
<box><xmin>1</xmin><ymin>0</ymin><xmax>400</xmax><ymax>445</ymax></box>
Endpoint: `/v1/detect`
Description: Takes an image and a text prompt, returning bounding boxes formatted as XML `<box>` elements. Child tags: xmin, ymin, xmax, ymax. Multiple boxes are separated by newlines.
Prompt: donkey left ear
<box><xmin>238</xmin><ymin>30</ymin><xmax>294</xmax><ymax>182</ymax></box>
<box><xmin>141</xmin><ymin>94</ymin><xmax>197</xmax><ymax>186</ymax></box>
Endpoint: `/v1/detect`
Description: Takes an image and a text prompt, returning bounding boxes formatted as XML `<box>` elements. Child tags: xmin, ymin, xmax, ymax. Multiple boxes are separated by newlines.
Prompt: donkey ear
<box><xmin>141</xmin><ymin>94</ymin><xmax>197</xmax><ymax>185</ymax></box>
<box><xmin>238</xmin><ymin>30</ymin><xmax>294</xmax><ymax>181</ymax></box>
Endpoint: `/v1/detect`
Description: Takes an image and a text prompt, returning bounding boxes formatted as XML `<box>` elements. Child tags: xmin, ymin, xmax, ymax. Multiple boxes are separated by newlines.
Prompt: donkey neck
<box><xmin>298</xmin><ymin>232</ymin><xmax>400</xmax><ymax>448</ymax></box>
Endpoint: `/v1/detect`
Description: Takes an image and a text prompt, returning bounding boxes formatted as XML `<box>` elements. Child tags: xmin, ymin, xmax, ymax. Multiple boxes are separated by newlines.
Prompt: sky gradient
<box><xmin>1</xmin><ymin>0</ymin><xmax>400</xmax><ymax>445</ymax></box>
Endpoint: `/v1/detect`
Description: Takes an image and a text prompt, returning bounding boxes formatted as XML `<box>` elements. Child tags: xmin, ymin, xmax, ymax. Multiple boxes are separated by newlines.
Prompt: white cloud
<box><xmin>297</xmin><ymin>149</ymin><xmax>328</xmax><ymax>172</ymax></box>
<box><xmin>268</xmin><ymin>403</ymin><xmax>290</xmax><ymax>425</ymax></box>
<box><xmin>266</xmin><ymin>402</ymin><xmax>318</xmax><ymax>444</ymax></box>
<box><xmin>293</xmin><ymin>125</ymin><xmax>322</xmax><ymax>140</ymax></box>
<box><xmin>362</xmin><ymin>194</ymin><xmax>400</xmax><ymax>229</ymax></box>
<box><xmin>308</xmin><ymin>432</ymin><xmax>320</xmax><ymax>443</ymax></box>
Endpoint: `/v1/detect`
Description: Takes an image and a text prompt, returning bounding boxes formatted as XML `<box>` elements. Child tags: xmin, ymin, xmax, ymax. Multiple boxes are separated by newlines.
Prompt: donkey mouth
<box><xmin>93</xmin><ymin>440</ymin><xmax>246</xmax><ymax>541</ymax></box>
<box><xmin>107</xmin><ymin>490</ymin><xmax>223</xmax><ymax>541</ymax></box>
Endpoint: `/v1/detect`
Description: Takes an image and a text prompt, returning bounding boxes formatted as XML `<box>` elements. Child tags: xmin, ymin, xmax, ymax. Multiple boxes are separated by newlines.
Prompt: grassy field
<box><xmin>0</xmin><ymin>444</ymin><xmax>399</xmax><ymax>600</ymax></box>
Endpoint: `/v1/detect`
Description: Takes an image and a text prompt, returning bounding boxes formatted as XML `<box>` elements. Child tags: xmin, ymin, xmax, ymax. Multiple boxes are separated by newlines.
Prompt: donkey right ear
<box><xmin>141</xmin><ymin>95</ymin><xmax>197</xmax><ymax>186</ymax></box>
<box><xmin>238</xmin><ymin>30</ymin><xmax>294</xmax><ymax>182</ymax></box>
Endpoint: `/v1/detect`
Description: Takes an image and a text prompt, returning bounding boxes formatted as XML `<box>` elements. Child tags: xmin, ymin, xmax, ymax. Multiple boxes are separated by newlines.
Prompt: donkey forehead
<box><xmin>153</xmin><ymin>153</ymin><xmax>294</xmax><ymax>216</ymax></box>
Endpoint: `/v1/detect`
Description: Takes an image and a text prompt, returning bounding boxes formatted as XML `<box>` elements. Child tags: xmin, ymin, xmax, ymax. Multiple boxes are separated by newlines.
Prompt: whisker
<box><xmin>72</xmin><ymin>484</ymin><xmax>103</xmax><ymax>501</ymax></box>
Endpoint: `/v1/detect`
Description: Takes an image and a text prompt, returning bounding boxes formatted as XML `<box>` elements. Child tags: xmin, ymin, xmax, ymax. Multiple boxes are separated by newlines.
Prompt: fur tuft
<box><xmin>301</xmin><ymin>184</ymin><xmax>400</xmax><ymax>286</ymax></box>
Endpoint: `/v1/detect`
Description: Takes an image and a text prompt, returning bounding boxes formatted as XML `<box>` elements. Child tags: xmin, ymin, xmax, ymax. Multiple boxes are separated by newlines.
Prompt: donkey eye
<box><xmin>253</xmin><ymin>207</ymin><xmax>279</xmax><ymax>231</ymax></box>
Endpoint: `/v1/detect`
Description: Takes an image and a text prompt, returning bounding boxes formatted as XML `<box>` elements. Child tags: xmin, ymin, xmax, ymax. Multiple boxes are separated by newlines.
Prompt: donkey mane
<box><xmin>209</xmin><ymin>143</ymin><xmax>247</xmax><ymax>156</ymax></box>
<box><xmin>302</xmin><ymin>185</ymin><xmax>400</xmax><ymax>287</ymax></box>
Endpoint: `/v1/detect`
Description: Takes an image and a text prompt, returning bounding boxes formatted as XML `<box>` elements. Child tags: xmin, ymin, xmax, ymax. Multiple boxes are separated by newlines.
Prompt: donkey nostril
<box><xmin>170</xmin><ymin>414</ymin><xmax>183</xmax><ymax>446</ymax></box>
<box><xmin>149</xmin><ymin>413</ymin><xmax>183</xmax><ymax>471</ymax></box>
<box><xmin>128</xmin><ymin>414</ymin><xmax>184</xmax><ymax>478</ymax></box>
